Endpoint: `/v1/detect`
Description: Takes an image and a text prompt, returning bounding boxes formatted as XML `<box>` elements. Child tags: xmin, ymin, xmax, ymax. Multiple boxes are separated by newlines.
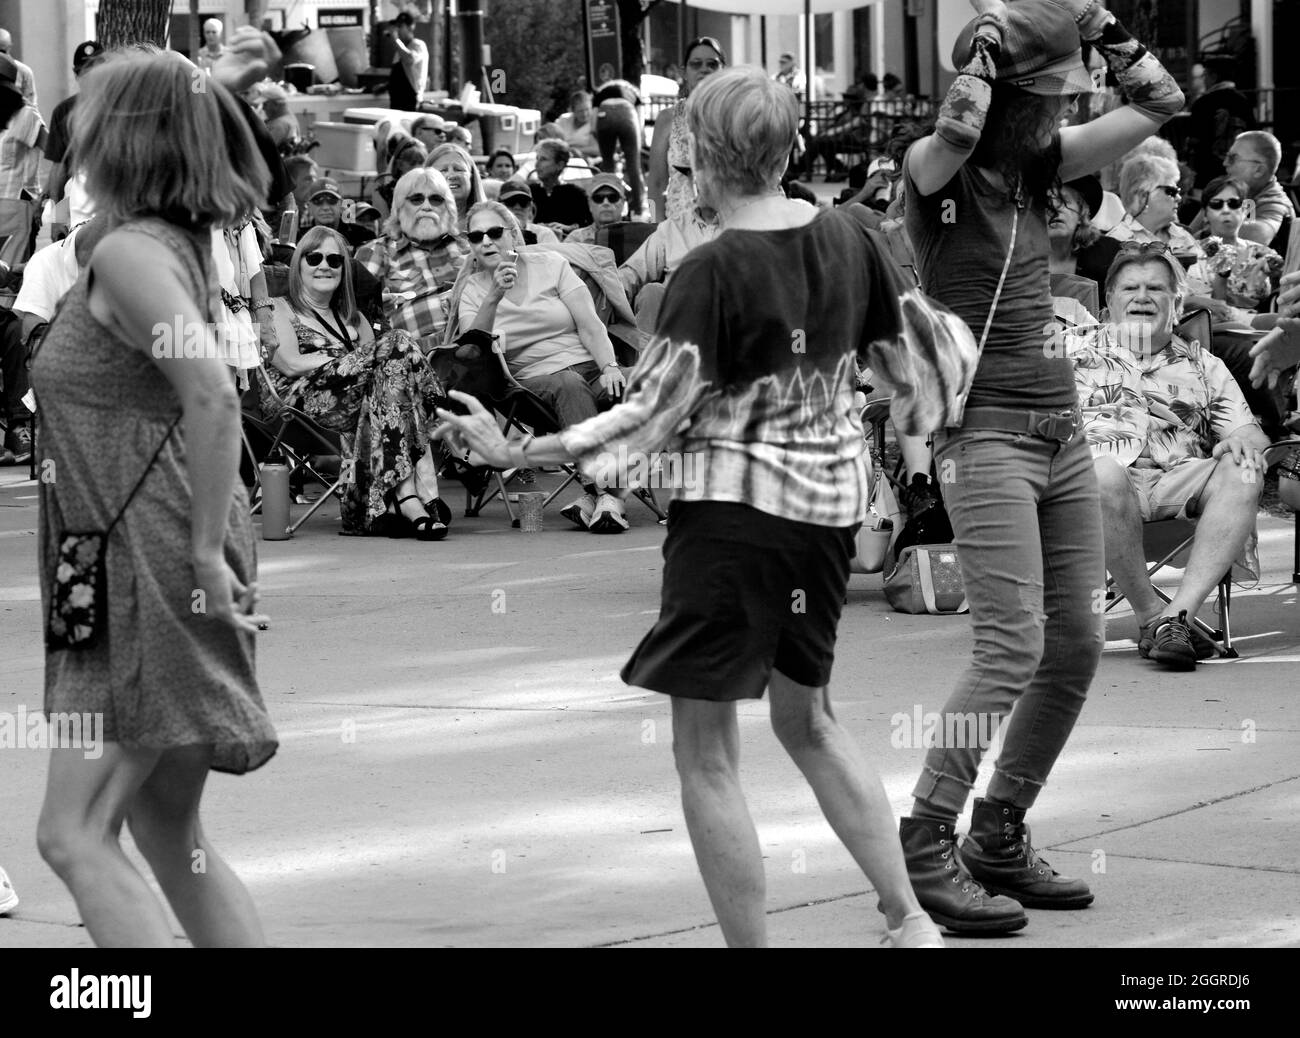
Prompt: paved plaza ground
<box><xmin>1</xmin><ymin>460</ymin><xmax>1298</xmax><ymax>950</ymax></box>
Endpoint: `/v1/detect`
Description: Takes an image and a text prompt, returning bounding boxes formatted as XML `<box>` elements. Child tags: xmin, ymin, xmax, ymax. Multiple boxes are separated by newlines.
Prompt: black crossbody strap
<box><xmin>105</xmin><ymin>413</ymin><xmax>183</xmax><ymax>535</ymax></box>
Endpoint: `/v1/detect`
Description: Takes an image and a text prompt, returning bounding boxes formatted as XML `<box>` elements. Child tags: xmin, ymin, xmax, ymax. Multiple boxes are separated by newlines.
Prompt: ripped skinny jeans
<box><xmin>912</xmin><ymin>426</ymin><xmax>1104</xmax><ymax>815</ymax></box>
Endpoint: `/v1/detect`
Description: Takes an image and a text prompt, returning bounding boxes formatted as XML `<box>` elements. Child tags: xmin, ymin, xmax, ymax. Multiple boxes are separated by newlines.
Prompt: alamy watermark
<box><xmin>589</xmin><ymin>446</ymin><xmax>703</xmax><ymax>491</ymax></box>
<box><xmin>890</xmin><ymin>705</ymin><xmax>1000</xmax><ymax>750</ymax></box>
<box><xmin>0</xmin><ymin>707</ymin><xmax>103</xmax><ymax>759</ymax></box>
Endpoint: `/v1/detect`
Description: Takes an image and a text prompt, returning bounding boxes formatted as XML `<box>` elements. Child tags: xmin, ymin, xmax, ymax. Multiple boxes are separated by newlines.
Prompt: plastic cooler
<box><xmin>463</xmin><ymin>103</ymin><xmax>540</xmax><ymax>155</ymax></box>
<box><xmin>310</xmin><ymin>122</ymin><xmax>377</xmax><ymax>195</ymax></box>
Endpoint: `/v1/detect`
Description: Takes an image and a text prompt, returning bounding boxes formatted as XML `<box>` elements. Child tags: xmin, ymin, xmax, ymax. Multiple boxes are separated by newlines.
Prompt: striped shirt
<box><xmin>556</xmin><ymin>207</ymin><xmax>909</xmax><ymax>528</ymax></box>
<box><xmin>0</xmin><ymin>104</ymin><xmax>44</xmax><ymax>200</ymax></box>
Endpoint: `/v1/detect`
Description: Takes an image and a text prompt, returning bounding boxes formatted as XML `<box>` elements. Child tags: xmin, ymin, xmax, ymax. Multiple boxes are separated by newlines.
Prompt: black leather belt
<box><xmin>953</xmin><ymin>405</ymin><xmax>1082</xmax><ymax>443</ymax></box>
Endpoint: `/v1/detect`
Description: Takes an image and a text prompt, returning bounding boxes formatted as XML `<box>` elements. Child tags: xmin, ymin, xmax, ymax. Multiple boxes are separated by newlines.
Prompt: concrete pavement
<box><xmin>1</xmin><ymin>464</ymin><xmax>1298</xmax><ymax>949</ymax></box>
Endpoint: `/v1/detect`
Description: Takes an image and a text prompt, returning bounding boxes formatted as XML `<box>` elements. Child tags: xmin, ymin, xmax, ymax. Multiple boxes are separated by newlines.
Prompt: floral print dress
<box><xmin>261</xmin><ymin>308</ymin><xmax>448</xmax><ymax>534</ymax></box>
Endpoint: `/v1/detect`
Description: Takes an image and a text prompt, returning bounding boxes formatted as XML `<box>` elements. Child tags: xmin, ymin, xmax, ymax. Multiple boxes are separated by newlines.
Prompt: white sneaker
<box><xmin>883</xmin><ymin>910</ymin><xmax>944</xmax><ymax>948</ymax></box>
<box><xmin>588</xmin><ymin>491</ymin><xmax>629</xmax><ymax>534</ymax></box>
<box><xmin>0</xmin><ymin>867</ymin><xmax>18</xmax><ymax>915</ymax></box>
<box><xmin>560</xmin><ymin>491</ymin><xmax>597</xmax><ymax>529</ymax></box>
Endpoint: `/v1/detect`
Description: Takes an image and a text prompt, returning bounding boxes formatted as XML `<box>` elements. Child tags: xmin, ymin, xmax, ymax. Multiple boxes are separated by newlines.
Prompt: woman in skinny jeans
<box><xmin>896</xmin><ymin>0</ymin><xmax>1183</xmax><ymax>935</ymax></box>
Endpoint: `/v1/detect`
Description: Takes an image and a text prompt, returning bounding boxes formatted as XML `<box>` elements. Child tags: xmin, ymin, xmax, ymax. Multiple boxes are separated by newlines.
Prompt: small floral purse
<box><xmin>46</xmin><ymin>416</ymin><xmax>181</xmax><ymax>651</ymax></box>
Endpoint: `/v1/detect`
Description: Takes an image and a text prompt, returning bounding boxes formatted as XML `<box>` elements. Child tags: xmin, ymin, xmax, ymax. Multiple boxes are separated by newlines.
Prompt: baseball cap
<box><xmin>73</xmin><ymin>40</ymin><xmax>104</xmax><ymax>74</ymax></box>
<box><xmin>585</xmin><ymin>173</ymin><xmax>627</xmax><ymax>198</ymax></box>
<box><xmin>953</xmin><ymin>0</ymin><xmax>1094</xmax><ymax>96</ymax></box>
<box><xmin>498</xmin><ymin>177</ymin><xmax>533</xmax><ymax>204</ymax></box>
<box><xmin>308</xmin><ymin>178</ymin><xmax>342</xmax><ymax>202</ymax></box>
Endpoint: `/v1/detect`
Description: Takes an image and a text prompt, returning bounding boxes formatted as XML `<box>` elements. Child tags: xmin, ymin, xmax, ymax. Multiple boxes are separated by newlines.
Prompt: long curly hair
<box><xmin>969</xmin><ymin>83</ymin><xmax>1065</xmax><ymax>211</ymax></box>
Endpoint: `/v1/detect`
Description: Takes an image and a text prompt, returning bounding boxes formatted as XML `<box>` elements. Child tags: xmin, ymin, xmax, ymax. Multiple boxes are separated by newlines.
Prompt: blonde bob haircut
<box><xmin>288</xmin><ymin>226</ymin><xmax>359</xmax><ymax>328</ymax></box>
<box><xmin>687</xmin><ymin>66</ymin><xmax>798</xmax><ymax>198</ymax></box>
<box><xmin>383</xmin><ymin>167</ymin><xmax>460</xmax><ymax>240</ymax></box>
<box><xmin>70</xmin><ymin>49</ymin><xmax>269</xmax><ymax>229</ymax></box>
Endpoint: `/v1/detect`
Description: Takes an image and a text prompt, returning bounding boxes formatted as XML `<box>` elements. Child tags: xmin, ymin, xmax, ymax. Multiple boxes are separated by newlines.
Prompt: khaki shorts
<box><xmin>1125</xmin><ymin>458</ymin><xmax>1221</xmax><ymax>522</ymax></box>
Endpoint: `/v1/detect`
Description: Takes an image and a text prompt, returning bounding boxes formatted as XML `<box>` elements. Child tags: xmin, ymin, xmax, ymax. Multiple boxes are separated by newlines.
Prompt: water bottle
<box><xmin>260</xmin><ymin>454</ymin><xmax>291</xmax><ymax>541</ymax></box>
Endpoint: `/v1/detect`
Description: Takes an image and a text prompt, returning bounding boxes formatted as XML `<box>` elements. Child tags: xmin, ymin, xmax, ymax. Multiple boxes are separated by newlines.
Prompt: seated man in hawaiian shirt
<box><xmin>1069</xmin><ymin>243</ymin><xmax>1268</xmax><ymax>670</ymax></box>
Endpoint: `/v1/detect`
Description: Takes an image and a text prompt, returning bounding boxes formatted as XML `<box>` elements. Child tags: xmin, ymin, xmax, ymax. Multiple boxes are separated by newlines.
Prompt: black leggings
<box><xmin>595</xmin><ymin>100</ymin><xmax>643</xmax><ymax>216</ymax></box>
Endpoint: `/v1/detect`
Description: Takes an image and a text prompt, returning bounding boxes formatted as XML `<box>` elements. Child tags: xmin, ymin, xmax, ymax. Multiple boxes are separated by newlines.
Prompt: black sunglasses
<box><xmin>1117</xmin><ymin>240</ymin><xmax>1170</xmax><ymax>256</ymax></box>
<box><xmin>1154</xmin><ymin>185</ymin><xmax>1182</xmax><ymax>198</ymax></box>
<box><xmin>591</xmin><ymin>191</ymin><xmax>622</xmax><ymax>204</ymax></box>
<box><xmin>1205</xmin><ymin>197</ymin><xmax>1244</xmax><ymax>210</ymax></box>
<box><xmin>303</xmin><ymin>251</ymin><xmax>344</xmax><ymax>268</ymax></box>
<box><xmin>467</xmin><ymin>226</ymin><xmax>509</xmax><ymax>244</ymax></box>
<box><xmin>405</xmin><ymin>193</ymin><xmax>445</xmax><ymax>208</ymax></box>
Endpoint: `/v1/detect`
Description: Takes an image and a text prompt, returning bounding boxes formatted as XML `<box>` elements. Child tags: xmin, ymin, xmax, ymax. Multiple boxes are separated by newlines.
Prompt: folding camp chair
<box><xmin>241</xmin><ymin>364</ymin><xmax>352</xmax><ymax>537</ymax></box>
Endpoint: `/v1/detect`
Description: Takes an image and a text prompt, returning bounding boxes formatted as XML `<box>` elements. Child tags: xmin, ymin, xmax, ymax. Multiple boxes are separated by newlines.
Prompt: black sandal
<box><xmin>393</xmin><ymin>494</ymin><xmax>447</xmax><ymax>542</ymax></box>
<box><xmin>422</xmin><ymin>497</ymin><xmax>453</xmax><ymax>527</ymax></box>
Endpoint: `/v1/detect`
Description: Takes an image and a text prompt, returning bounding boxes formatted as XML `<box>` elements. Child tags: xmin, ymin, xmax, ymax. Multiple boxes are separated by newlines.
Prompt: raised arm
<box><xmin>905</xmin><ymin>0</ymin><xmax>1006</xmax><ymax>197</ymax></box>
<box><xmin>1057</xmin><ymin>3</ymin><xmax>1184</xmax><ymax>180</ymax></box>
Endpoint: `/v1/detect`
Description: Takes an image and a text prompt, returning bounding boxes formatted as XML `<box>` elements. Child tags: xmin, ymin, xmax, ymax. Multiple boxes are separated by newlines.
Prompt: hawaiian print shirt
<box><xmin>1069</xmin><ymin>326</ymin><xmax>1256</xmax><ymax>469</ymax></box>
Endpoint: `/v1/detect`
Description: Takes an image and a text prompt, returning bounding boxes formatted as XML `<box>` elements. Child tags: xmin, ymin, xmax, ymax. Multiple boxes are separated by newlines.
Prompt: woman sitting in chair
<box><xmin>452</xmin><ymin>200</ymin><xmax>630</xmax><ymax>532</ymax></box>
<box><xmin>261</xmin><ymin>226</ymin><xmax>451</xmax><ymax>540</ymax></box>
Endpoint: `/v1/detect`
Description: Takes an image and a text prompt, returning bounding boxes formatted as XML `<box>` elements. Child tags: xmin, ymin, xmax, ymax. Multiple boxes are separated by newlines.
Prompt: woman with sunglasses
<box><xmin>262</xmin><ymin>225</ymin><xmax>452</xmax><ymax>539</ymax></box>
<box><xmin>1108</xmin><ymin>152</ymin><xmax>1201</xmax><ymax>256</ymax></box>
<box><xmin>1191</xmin><ymin>174</ymin><xmax>1283</xmax><ymax>321</ymax></box>
<box><xmin>647</xmin><ymin>36</ymin><xmax>724</xmax><ymax>223</ymax></box>
<box><xmin>898</xmin><ymin>0</ymin><xmax>1183</xmax><ymax>935</ymax></box>
<box><xmin>450</xmin><ymin>200</ymin><xmax>632</xmax><ymax>533</ymax></box>
<box><xmin>426</xmin><ymin>142</ymin><xmax>487</xmax><ymax>233</ymax></box>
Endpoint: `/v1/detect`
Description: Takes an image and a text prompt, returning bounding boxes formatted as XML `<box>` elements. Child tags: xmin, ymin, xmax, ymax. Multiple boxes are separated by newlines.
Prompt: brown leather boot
<box><xmin>898</xmin><ymin>816</ymin><xmax>1027</xmax><ymax>933</ymax></box>
<box><xmin>960</xmin><ymin>798</ymin><xmax>1095</xmax><ymax>909</ymax></box>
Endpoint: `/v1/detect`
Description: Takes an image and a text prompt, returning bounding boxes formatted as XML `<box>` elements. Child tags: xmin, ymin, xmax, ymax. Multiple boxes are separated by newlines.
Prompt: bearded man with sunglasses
<box><xmin>357</xmin><ymin>168</ymin><xmax>468</xmax><ymax>347</ymax></box>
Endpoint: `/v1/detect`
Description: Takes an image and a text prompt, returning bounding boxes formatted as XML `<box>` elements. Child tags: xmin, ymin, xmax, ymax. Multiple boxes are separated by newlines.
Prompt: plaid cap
<box><xmin>954</xmin><ymin>0</ymin><xmax>1094</xmax><ymax>97</ymax></box>
<box><xmin>585</xmin><ymin>173</ymin><xmax>627</xmax><ymax>198</ymax></box>
<box><xmin>308</xmin><ymin>178</ymin><xmax>343</xmax><ymax>201</ymax></box>
<box><xmin>497</xmin><ymin>177</ymin><xmax>533</xmax><ymax>204</ymax></box>
<box><xmin>73</xmin><ymin>40</ymin><xmax>105</xmax><ymax>73</ymax></box>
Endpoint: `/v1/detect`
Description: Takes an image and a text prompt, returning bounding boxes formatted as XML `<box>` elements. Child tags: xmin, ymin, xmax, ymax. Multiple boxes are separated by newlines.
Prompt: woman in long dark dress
<box><xmin>34</xmin><ymin>50</ymin><xmax>277</xmax><ymax>947</ymax></box>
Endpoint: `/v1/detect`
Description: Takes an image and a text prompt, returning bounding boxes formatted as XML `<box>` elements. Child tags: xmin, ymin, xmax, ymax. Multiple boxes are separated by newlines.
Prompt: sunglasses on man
<box><xmin>1205</xmin><ymin>197</ymin><xmax>1244</xmax><ymax>210</ymax></box>
<box><xmin>303</xmin><ymin>252</ymin><xmax>345</xmax><ymax>268</ymax></box>
<box><xmin>591</xmin><ymin>191</ymin><xmax>622</xmax><ymax>204</ymax></box>
<box><xmin>404</xmin><ymin>193</ymin><xmax>446</xmax><ymax>208</ymax></box>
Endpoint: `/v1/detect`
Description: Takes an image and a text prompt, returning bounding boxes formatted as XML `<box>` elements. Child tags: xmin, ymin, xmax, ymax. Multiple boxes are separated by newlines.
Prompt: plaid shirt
<box><xmin>556</xmin><ymin>209</ymin><xmax>911</xmax><ymax>529</ymax></box>
<box><xmin>1070</xmin><ymin>327</ymin><xmax>1256</xmax><ymax>469</ymax></box>
<box><xmin>356</xmin><ymin>233</ymin><xmax>468</xmax><ymax>343</ymax></box>
<box><xmin>0</xmin><ymin>105</ymin><xmax>44</xmax><ymax>200</ymax></box>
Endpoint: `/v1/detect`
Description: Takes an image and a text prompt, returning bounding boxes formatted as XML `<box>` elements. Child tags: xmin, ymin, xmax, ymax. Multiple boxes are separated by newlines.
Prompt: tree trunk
<box><xmin>98</xmin><ymin>0</ymin><xmax>173</xmax><ymax>50</ymax></box>
<box><xmin>618</xmin><ymin>0</ymin><xmax>663</xmax><ymax>84</ymax></box>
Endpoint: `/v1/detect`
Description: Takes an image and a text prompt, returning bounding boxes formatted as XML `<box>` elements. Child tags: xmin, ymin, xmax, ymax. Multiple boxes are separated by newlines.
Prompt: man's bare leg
<box><xmin>1094</xmin><ymin>457</ymin><xmax>1164</xmax><ymax>622</ymax></box>
<box><xmin>1165</xmin><ymin>457</ymin><xmax>1260</xmax><ymax>617</ymax></box>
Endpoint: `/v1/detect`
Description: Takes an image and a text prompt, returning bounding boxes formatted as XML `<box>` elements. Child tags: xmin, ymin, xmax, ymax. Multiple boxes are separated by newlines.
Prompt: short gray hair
<box><xmin>686</xmin><ymin>66</ymin><xmax>798</xmax><ymax>197</ymax></box>
<box><xmin>1104</xmin><ymin>250</ymin><xmax>1188</xmax><ymax>314</ymax></box>
<box><xmin>1236</xmin><ymin>130</ymin><xmax>1282</xmax><ymax>174</ymax></box>
<box><xmin>1118</xmin><ymin>154</ymin><xmax>1179</xmax><ymax>213</ymax></box>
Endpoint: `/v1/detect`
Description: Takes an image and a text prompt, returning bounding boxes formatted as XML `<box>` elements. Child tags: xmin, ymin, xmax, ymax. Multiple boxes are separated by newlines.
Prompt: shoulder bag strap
<box><xmin>976</xmin><ymin>205</ymin><xmax>1019</xmax><ymax>356</ymax></box>
<box><xmin>105</xmin><ymin>413</ymin><xmax>183</xmax><ymax>535</ymax></box>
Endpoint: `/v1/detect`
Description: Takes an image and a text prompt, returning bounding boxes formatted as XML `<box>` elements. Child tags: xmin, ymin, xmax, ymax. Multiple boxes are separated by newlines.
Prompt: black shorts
<box><xmin>621</xmin><ymin>501</ymin><xmax>857</xmax><ymax>701</ymax></box>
